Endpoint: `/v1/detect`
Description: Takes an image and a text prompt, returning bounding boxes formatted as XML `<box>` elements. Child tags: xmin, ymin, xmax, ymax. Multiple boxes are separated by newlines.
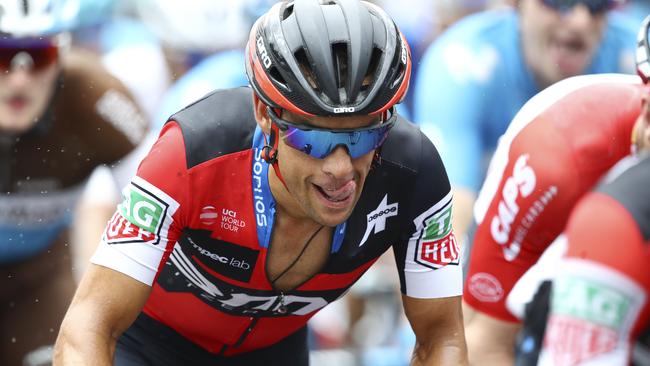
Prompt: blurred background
<box><xmin>3</xmin><ymin>0</ymin><xmax>650</xmax><ymax>365</ymax></box>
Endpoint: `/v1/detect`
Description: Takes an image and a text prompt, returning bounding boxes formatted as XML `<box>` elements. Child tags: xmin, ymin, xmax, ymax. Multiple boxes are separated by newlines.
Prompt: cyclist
<box><xmin>54</xmin><ymin>1</ymin><xmax>468</xmax><ymax>365</ymax></box>
<box><xmin>0</xmin><ymin>0</ymin><xmax>147</xmax><ymax>364</ymax></box>
<box><xmin>462</xmin><ymin>13</ymin><xmax>650</xmax><ymax>365</ymax></box>
<box><xmin>537</xmin><ymin>152</ymin><xmax>650</xmax><ymax>365</ymax></box>
<box><xmin>413</xmin><ymin>0</ymin><xmax>637</xmax><ymax>242</ymax></box>
<box><xmin>531</xmin><ymin>15</ymin><xmax>650</xmax><ymax>365</ymax></box>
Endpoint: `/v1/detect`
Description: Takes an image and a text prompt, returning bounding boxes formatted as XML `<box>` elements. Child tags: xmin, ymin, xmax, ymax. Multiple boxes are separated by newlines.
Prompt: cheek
<box><xmin>278</xmin><ymin>141</ymin><xmax>314</xmax><ymax>176</ymax></box>
<box><xmin>31</xmin><ymin>67</ymin><xmax>59</xmax><ymax>100</ymax></box>
<box><xmin>353</xmin><ymin>151</ymin><xmax>375</xmax><ymax>175</ymax></box>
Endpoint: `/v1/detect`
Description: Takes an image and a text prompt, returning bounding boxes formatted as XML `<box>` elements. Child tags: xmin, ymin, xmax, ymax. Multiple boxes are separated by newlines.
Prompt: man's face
<box><xmin>519</xmin><ymin>0</ymin><xmax>609</xmax><ymax>88</ymax></box>
<box><xmin>0</xmin><ymin>38</ymin><xmax>60</xmax><ymax>134</ymax></box>
<box><xmin>271</xmin><ymin>111</ymin><xmax>379</xmax><ymax>227</ymax></box>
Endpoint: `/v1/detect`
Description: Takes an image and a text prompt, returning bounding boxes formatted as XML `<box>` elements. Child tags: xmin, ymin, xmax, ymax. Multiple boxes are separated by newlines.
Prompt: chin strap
<box><xmin>261</xmin><ymin>122</ymin><xmax>290</xmax><ymax>191</ymax></box>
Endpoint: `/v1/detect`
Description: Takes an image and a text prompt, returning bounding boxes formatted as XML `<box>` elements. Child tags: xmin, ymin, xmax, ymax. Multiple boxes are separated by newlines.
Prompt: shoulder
<box><xmin>507</xmin><ymin>74</ymin><xmax>642</xmax><ymax>132</ymax></box>
<box><xmin>58</xmin><ymin>48</ymin><xmax>148</xmax><ymax>146</ymax></box>
<box><xmin>597</xmin><ymin>155</ymin><xmax>650</xmax><ymax>240</ymax></box>
<box><xmin>381</xmin><ymin>115</ymin><xmax>433</xmax><ymax>174</ymax></box>
<box><xmin>61</xmin><ymin>48</ymin><xmax>119</xmax><ymax>87</ymax></box>
<box><xmin>168</xmin><ymin>87</ymin><xmax>256</xmax><ymax>168</ymax></box>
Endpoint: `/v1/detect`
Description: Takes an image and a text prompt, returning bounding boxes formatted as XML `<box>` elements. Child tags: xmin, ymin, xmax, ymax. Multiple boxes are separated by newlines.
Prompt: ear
<box><xmin>253</xmin><ymin>93</ymin><xmax>271</xmax><ymax>134</ymax></box>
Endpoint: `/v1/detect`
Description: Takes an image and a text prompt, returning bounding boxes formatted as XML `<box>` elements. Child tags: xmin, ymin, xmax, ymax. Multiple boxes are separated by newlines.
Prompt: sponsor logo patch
<box><xmin>489</xmin><ymin>154</ymin><xmax>537</xmax><ymax>261</ymax></box>
<box><xmin>543</xmin><ymin>276</ymin><xmax>632</xmax><ymax>364</ymax></box>
<box><xmin>104</xmin><ymin>179</ymin><xmax>179</xmax><ymax>245</ymax></box>
<box><xmin>182</xmin><ymin>229</ymin><xmax>259</xmax><ymax>283</ymax></box>
<box><xmin>468</xmin><ymin>272</ymin><xmax>503</xmax><ymax>303</ymax></box>
<box><xmin>358</xmin><ymin>194</ymin><xmax>398</xmax><ymax>246</ymax></box>
<box><xmin>414</xmin><ymin>201</ymin><xmax>459</xmax><ymax>269</ymax></box>
<box><xmin>544</xmin><ymin>315</ymin><xmax>617</xmax><ymax>366</ymax></box>
<box><xmin>200</xmin><ymin>205</ymin><xmax>219</xmax><ymax>226</ymax></box>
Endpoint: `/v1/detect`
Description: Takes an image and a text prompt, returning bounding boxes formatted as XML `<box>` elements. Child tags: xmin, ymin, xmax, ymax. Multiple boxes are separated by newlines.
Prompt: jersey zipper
<box><xmin>218</xmin><ymin>316</ymin><xmax>258</xmax><ymax>356</ymax></box>
<box><xmin>218</xmin><ymin>289</ymin><xmax>290</xmax><ymax>355</ymax></box>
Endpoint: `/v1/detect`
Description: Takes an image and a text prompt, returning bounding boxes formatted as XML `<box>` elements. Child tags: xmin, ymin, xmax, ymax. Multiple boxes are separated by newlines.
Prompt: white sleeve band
<box><xmin>90</xmin><ymin>240</ymin><xmax>164</xmax><ymax>286</ymax></box>
<box><xmin>404</xmin><ymin>262</ymin><xmax>463</xmax><ymax>299</ymax></box>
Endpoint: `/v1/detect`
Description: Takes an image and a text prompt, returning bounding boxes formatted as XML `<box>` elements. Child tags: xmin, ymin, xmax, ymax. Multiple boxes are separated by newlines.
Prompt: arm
<box><xmin>403</xmin><ymin>295</ymin><xmax>468</xmax><ymax>365</ymax></box>
<box><xmin>462</xmin><ymin>303</ymin><xmax>520</xmax><ymax>365</ymax></box>
<box><xmin>53</xmin><ymin>264</ymin><xmax>151</xmax><ymax>365</ymax></box>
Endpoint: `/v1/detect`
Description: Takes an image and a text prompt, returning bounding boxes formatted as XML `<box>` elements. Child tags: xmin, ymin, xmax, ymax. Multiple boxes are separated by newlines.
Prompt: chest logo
<box><xmin>359</xmin><ymin>194</ymin><xmax>398</xmax><ymax>246</ymax></box>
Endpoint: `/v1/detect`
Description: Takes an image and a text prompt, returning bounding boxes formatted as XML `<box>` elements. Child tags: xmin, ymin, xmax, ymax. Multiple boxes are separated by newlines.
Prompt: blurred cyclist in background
<box><xmin>0</xmin><ymin>0</ymin><xmax>147</xmax><ymax>364</ymax></box>
<box><xmin>461</xmin><ymin>13</ymin><xmax>650</xmax><ymax>365</ymax></box>
<box><xmin>413</xmin><ymin>0</ymin><xmax>637</xmax><ymax>246</ymax></box>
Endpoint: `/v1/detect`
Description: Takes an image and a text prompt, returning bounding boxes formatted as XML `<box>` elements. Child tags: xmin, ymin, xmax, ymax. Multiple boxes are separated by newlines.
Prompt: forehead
<box><xmin>281</xmin><ymin>110</ymin><xmax>381</xmax><ymax>129</ymax></box>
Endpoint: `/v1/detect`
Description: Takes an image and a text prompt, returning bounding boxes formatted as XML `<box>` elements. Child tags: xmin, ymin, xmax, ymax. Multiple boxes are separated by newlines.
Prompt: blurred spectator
<box><xmin>0</xmin><ymin>0</ymin><xmax>148</xmax><ymax>364</ymax></box>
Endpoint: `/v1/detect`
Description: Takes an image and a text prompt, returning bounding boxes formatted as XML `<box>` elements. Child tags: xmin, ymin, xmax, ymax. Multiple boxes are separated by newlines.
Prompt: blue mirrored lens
<box><xmin>269</xmin><ymin>108</ymin><xmax>396</xmax><ymax>159</ymax></box>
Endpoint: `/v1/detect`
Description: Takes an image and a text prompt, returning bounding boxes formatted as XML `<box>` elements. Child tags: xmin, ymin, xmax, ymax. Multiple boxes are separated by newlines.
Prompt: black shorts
<box><xmin>114</xmin><ymin>313</ymin><xmax>309</xmax><ymax>366</ymax></box>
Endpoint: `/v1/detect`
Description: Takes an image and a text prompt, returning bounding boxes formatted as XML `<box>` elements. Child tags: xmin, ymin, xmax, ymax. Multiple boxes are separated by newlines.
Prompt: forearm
<box><xmin>410</xmin><ymin>333</ymin><xmax>469</xmax><ymax>366</ymax></box>
<box><xmin>464</xmin><ymin>311</ymin><xmax>519</xmax><ymax>366</ymax></box>
<box><xmin>54</xmin><ymin>310</ymin><xmax>117</xmax><ymax>365</ymax></box>
<box><xmin>71</xmin><ymin>202</ymin><xmax>116</xmax><ymax>282</ymax></box>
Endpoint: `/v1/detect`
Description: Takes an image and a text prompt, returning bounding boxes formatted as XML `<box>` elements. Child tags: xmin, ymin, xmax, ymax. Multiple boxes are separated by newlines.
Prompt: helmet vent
<box><xmin>282</xmin><ymin>4</ymin><xmax>294</xmax><ymax>20</ymax></box>
<box><xmin>268</xmin><ymin>66</ymin><xmax>287</xmax><ymax>89</ymax></box>
<box><xmin>361</xmin><ymin>47</ymin><xmax>383</xmax><ymax>94</ymax></box>
<box><xmin>332</xmin><ymin>42</ymin><xmax>348</xmax><ymax>92</ymax></box>
<box><xmin>294</xmin><ymin>47</ymin><xmax>319</xmax><ymax>90</ymax></box>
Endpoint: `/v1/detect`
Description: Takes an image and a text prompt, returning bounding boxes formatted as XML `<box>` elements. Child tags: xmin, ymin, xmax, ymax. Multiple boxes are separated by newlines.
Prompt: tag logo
<box><xmin>104</xmin><ymin>178</ymin><xmax>179</xmax><ymax>245</ymax></box>
<box><xmin>544</xmin><ymin>276</ymin><xmax>632</xmax><ymax>365</ymax></box>
<box><xmin>415</xmin><ymin>201</ymin><xmax>459</xmax><ymax>269</ymax></box>
<box><xmin>358</xmin><ymin>194</ymin><xmax>398</xmax><ymax>246</ymax></box>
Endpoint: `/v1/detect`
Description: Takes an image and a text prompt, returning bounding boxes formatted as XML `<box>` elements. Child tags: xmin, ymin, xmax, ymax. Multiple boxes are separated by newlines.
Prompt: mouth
<box><xmin>312</xmin><ymin>180</ymin><xmax>356</xmax><ymax>207</ymax></box>
<box><xmin>6</xmin><ymin>95</ymin><xmax>29</xmax><ymax>111</ymax></box>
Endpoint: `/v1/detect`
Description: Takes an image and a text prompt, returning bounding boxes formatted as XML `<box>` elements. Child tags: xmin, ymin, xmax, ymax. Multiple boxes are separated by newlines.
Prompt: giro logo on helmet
<box><xmin>256</xmin><ymin>35</ymin><xmax>272</xmax><ymax>69</ymax></box>
<box><xmin>333</xmin><ymin>107</ymin><xmax>356</xmax><ymax>113</ymax></box>
<box><xmin>400</xmin><ymin>40</ymin><xmax>407</xmax><ymax>64</ymax></box>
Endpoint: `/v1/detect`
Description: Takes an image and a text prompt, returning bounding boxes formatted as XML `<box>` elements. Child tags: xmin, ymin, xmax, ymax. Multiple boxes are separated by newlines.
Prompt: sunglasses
<box><xmin>267</xmin><ymin>107</ymin><xmax>397</xmax><ymax>159</ymax></box>
<box><xmin>540</xmin><ymin>0</ymin><xmax>624</xmax><ymax>15</ymax></box>
<box><xmin>0</xmin><ymin>36</ymin><xmax>59</xmax><ymax>72</ymax></box>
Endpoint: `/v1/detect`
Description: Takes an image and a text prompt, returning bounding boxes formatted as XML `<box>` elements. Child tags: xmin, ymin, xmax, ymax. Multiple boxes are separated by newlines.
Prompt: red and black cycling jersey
<box><xmin>538</xmin><ymin>154</ymin><xmax>650</xmax><ymax>365</ymax></box>
<box><xmin>91</xmin><ymin>87</ymin><xmax>462</xmax><ymax>356</ymax></box>
<box><xmin>464</xmin><ymin>74</ymin><xmax>643</xmax><ymax>322</ymax></box>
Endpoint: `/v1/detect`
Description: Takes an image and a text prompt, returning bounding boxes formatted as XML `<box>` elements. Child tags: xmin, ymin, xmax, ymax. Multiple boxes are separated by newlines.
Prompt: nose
<box><xmin>321</xmin><ymin>145</ymin><xmax>355</xmax><ymax>182</ymax></box>
<box><xmin>562</xmin><ymin>3</ymin><xmax>596</xmax><ymax>29</ymax></box>
<box><xmin>5</xmin><ymin>67</ymin><xmax>33</xmax><ymax>89</ymax></box>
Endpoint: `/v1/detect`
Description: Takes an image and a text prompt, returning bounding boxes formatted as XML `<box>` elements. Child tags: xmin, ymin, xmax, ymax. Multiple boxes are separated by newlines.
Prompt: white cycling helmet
<box><xmin>133</xmin><ymin>0</ymin><xmax>274</xmax><ymax>53</ymax></box>
<box><xmin>0</xmin><ymin>0</ymin><xmax>80</xmax><ymax>37</ymax></box>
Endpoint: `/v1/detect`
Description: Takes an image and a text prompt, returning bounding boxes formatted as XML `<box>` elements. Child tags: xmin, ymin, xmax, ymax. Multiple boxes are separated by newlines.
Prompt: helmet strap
<box><xmin>262</xmin><ymin>122</ymin><xmax>290</xmax><ymax>191</ymax></box>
